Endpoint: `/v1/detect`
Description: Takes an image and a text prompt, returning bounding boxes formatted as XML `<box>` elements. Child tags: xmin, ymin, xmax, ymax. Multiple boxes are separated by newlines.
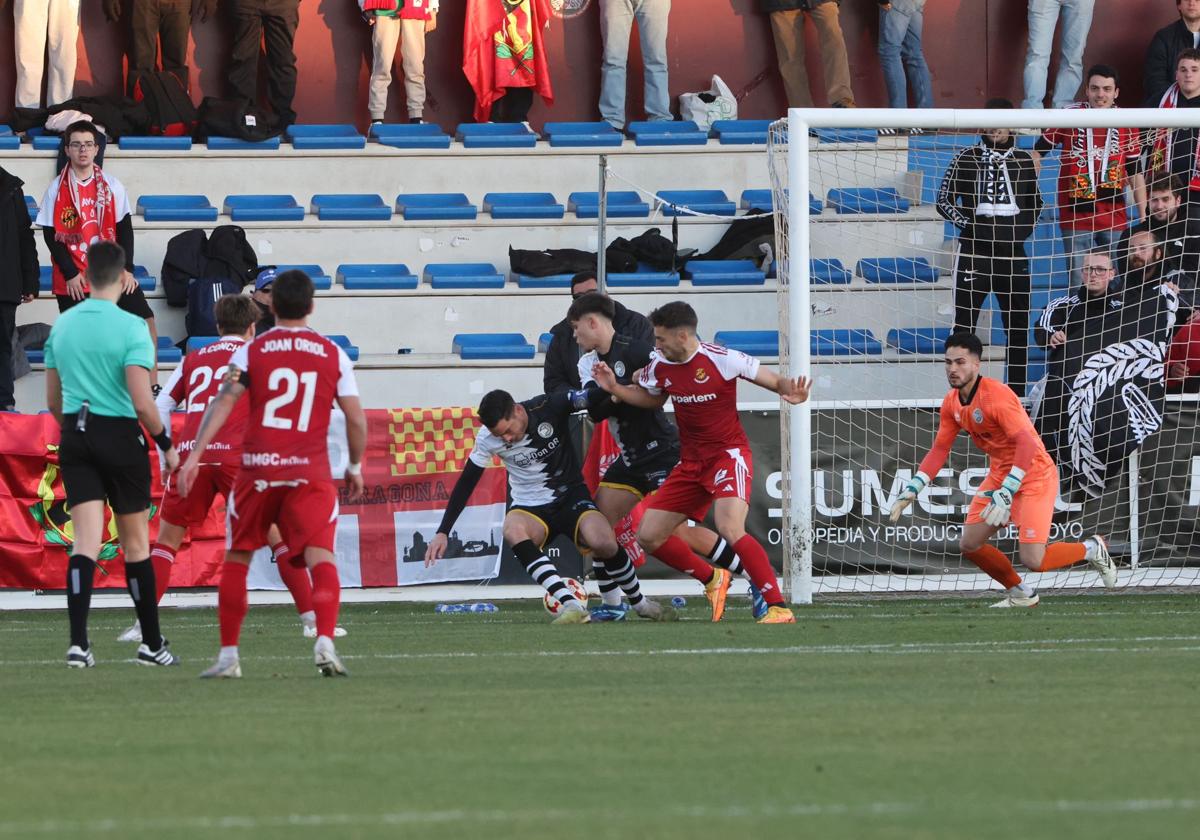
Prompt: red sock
<box><xmin>733</xmin><ymin>534</ymin><xmax>784</xmax><ymax>606</ymax></box>
<box><xmin>652</xmin><ymin>535</ymin><xmax>715</xmax><ymax>584</ymax></box>
<box><xmin>310</xmin><ymin>562</ymin><xmax>341</xmax><ymax>639</ymax></box>
<box><xmin>964</xmin><ymin>545</ymin><xmax>1022</xmax><ymax>588</ymax></box>
<box><xmin>149</xmin><ymin>542</ymin><xmax>175</xmax><ymax>603</ymax></box>
<box><xmin>1040</xmin><ymin>543</ymin><xmax>1087</xmax><ymax>571</ymax></box>
<box><xmin>217</xmin><ymin>561</ymin><xmax>250</xmax><ymax>647</ymax></box>
<box><xmin>272</xmin><ymin>541</ymin><xmax>314</xmax><ymax>614</ymax></box>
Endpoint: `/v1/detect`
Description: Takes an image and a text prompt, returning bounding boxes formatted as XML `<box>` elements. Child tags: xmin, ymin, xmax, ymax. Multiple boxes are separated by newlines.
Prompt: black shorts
<box><xmin>57</xmin><ymin>286</ymin><xmax>154</xmax><ymax>321</ymax></box>
<box><xmin>599</xmin><ymin>449</ymin><xmax>680</xmax><ymax>499</ymax></box>
<box><xmin>58</xmin><ymin>414</ymin><xmax>152</xmax><ymax>514</ymax></box>
<box><xmin>509</xmin><ymin>484</ymin><xmax>604</xmax><ymax>551</ymax></box>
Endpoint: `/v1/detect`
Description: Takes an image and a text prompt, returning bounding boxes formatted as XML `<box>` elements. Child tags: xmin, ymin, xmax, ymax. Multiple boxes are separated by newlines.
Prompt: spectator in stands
<box><xmin>761</xmin><ymin>0</ymin><xmax>856</xmax><ymax>109</ymax></box>
<box><xmin>1165</xmin><ymin>309</ymin><xmax>1200</xmax><ymax>391</ymax></box>
<box><xmin>0</xmin><ymin>165</ymin><xmax>40</xmax><ymax>412</ymax></box>
<box><xmin>598</xmin><ymin>0</ymin><xmax>671</xmax><ymax>131</ymax></box>
<box><xmin>1144</xmin><ymin>0</ymin><xmax>1200</xmax><ymax>106</ymax></box>
<box><xmin>1022</xmin><ymin>0</ymin><xmax>1095</xmax><ymax>109</ymax></box>
<box><xmin>228</xmin><ymin>0</ymin><xmax>302</xmax><ymax>131</ymax></box>
<box><xmin>1035</xmin><ymin>65</ymin><xmax>1145</xmax><ymax>277</ymax></box>
<box><xmin>1128</xmin><ymin>175</ymin><xmax>1200</xmax><ymax>278</ymax></box>
<box><xmin>36</xmin><ymin>121</ymin><xmax>159</xmax><ymax>381</ymax></box>
<box><xmin>12</xmin><ymin>0</ymin><xmax>80</xmax><ymax>110</ymax></box>
<box><xmin>543</xmin><ymin>272</ymin><xmax>652</xmax><ymax>393</ymax></box>
<box><xmin>877</xmin><ymin>1</ymin><xmax>932</xmax><ymax>118</ymax></box>
<box><xmin>463</xmin><ymin>0</ymin><xmax>554</xmax><ymax>125</ymax></box>
<box><xmin>109</xmin><ymin>0</ymin><xmax>215</xmax><ymax>94</ymax></box>
<box><xmin>361</xmin><ymin>0</ymin><xmax>437</xmax><ymax>127</ymax></box>
<box><xmin>935</xmin><ymin>101</ymin><xmax>1042</xmax><ymax>396</ymax></box>
<box><xmin>1149</xmin><ymin>49</ymin><xmax>1200</xmax><ymax>214</ymax></box>
<box><xmin>1037</xmin><ymin>248</ymin><xmax>1121</xmax><ymax>368</ymax></box>
<box><xmin>250</xmin><ymin>267</ymin><xmax>276</xmax><ymax>334</ymax></box>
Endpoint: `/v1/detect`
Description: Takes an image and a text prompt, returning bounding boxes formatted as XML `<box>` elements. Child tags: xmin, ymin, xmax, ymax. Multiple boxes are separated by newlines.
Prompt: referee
<box><xmin>44</xmin><ymin>241</ymin><xmax>180</xmax><ymax>668</ymax></box>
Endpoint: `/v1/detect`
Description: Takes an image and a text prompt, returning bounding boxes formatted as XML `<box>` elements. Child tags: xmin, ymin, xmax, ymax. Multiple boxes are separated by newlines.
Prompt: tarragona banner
<box><xmin>0</xmin><ymin>409</ymin><xmax>506</xmax><ymax>590</ymax></box>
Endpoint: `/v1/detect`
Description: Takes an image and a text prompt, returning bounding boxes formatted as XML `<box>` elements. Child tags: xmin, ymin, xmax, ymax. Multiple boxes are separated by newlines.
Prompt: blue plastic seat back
<box><xmin>223</xmin><ymin>194</ymin><xmax>304</xmax><ymax>222</ymax></box>
<box><xmin>482</xmin><ymin>192</ymin><xmax>565</xmax><ymax>219</ymax></box>
<box><xmin>687</xmin><ymin>260</ymin><xmax>765</xmax><ymax>287</ymax></box>
<box><xmin>713</xmin><ymin>330</ymin><xmax>778</xmax><ymax>356</ymax></box>
<box><xmin>311</xmin><ymin>194</ymin><xmax>392</xmax><ymax>221</ymax></box>
<box><xmin>275</xmin><ymin>264</ymin><xmax>332</xmax><ymax>290</ymax></box>
<box><xmin>424</xmin><ymin>263</ymin><xmax>505</xmax><ymax>289</ymax></box>
<box><xmin>812</xmin><ymin>329</ymin><xmax>883</xmax><ymax>356</ymax></box>
<box><xmin>137</xmin><ymin>195</ymin><xmax>218</xmax><ymax>222</ymax></box>
<box><xmin>337</xmin><ymin>263</ymin><xmax>419</xmax><ymax>290</ymax></box>
<box><xmin>567</xmin><ymin>190</ymin><xmax>649</xmax><ymax>218</ymax></box>
<box><xmin>370</xmin><ymin>122</ymin><xmax>451</xmax><ymax>149</ymax></box>
<box><xmin>887</xmin><ymin>327</ymin><xmax>953</xmax><ymax>355</ymax></box>
<box><xmin>811</xmin><ymin>258</ymin><xmax>852</xmax><ymax>285</ymax></box>
<box><xmin>452</xmin><ymin>333</ymin><xmax>536</xmax><ymax>360</ymax></box>
<box><xmin>395</xmin><ymin>192</ymin><xmax>478</xmax><ymax>221</ymax></box>
<box><xmin>543</xmin><ymin>121</ymin><xmax>623</xmax><ymax>148</ymax></box>
<box><xmin>627</xmin><ymin>121</ymin><xmax>707</xmax><ymax>146</ymax></box>
<box><xmin>656</xmin><ymin>189</ymin><xmax>735</xmax><ymax>217</ymax></box>
<box><xmin>606</xmin><ymin>265</ymin><xmax>680</xmax><ymax>288</ymax></box>
<box><xmin>856</xmin><ymin>257</ymin><xmax>939</xmax><ymax>283</ymax></box>
<box><xmin>827</xmin><ymin>187</ymin><xmax>910</xmax><ymax>215</ymax></box>
<box><xmin>286</xmin><ymin>124</ymin><xmax>366</xmax><ymax>150</ymax></box>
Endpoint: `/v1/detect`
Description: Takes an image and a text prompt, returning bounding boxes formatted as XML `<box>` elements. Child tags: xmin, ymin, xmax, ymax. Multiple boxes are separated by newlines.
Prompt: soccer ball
<box><xmin>543</xmin><ymin>577</ymin><xmax>589</xmax><ymax>615</ymax></box>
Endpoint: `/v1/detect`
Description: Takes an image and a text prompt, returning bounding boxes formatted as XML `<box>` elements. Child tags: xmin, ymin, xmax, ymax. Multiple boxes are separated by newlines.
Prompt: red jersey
<box><xmin>157</xmin><ymin>337</ymin><xmax>250</xmax><ymax>466</ymax></box>
<box><xmin>229</xmin><ymin>327</ymin><xmax>358</xmax><ymax>484</ymax></box>
<box><xmin>636</xmin><ymin>342</ymin><xmax>760</xmax><ymax>457</ymax></box>
<box><xmin>1043</xmin><ymin>117</ymin><xmax>1141</xmax><ymax>233</ymax></box>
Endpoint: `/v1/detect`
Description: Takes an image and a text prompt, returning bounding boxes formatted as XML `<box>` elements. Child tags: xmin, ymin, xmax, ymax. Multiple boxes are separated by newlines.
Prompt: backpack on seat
<box><xmin>132</xmin><ymin>70</ymin><xmax>197</xmax><ymax>136</ymax></box>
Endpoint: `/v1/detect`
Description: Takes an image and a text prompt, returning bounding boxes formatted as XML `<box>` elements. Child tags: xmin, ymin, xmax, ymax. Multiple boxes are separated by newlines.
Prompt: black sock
<box><xmin>125</xmin><ymin>560</ymin><xmax>163</xmax><ymax>650</ymax></box>
<box><xmin>602</xmin><ymin>545</ymin><xmax>644</xmax><ymax>606</ymax></box>
<box><xmin>66</xmin><ymin>554</ymin><xmax>95</xmax><ymax>649</ymax></box>
<box><xmin>511</xmin><ymin>540</ymin><xmax>577</xmax><ymax>605</ymax></box>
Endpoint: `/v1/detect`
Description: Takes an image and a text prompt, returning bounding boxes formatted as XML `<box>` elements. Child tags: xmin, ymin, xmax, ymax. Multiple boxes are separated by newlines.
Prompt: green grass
<box><xmin>1</xmin><ymin>593</ymin><xmax>1198</xmax><ymax>840</ymax></box>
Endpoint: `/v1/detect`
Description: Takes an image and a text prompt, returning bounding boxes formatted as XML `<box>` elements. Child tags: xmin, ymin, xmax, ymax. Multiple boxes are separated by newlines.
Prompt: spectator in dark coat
<box><xmin>0</xmin><ymin>166</ymin><xmax>41</xmax><ymax>411</ymax></box>
<box><xmin>1143</xmin><ymin>0</ymin><xmax>1200</xmax><ymax>106</ymax></box>
<box><xmin>543</xmin><ymin>272</ymin><xmax>652</xmax><ymax>393</ymax></box>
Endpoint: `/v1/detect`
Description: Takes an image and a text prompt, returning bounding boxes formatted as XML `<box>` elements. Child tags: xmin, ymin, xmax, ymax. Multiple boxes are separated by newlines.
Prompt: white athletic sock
<box><xmin>299</xmin><ymin>610</ymin><xmax>317</xmax><ymax>627</ymax></box>
<box><xmin>219</xmin><ymin>645</ymin><xmax>239</xmax><ymax>664</ymax></box>
<box><xmin>1082</xmin><ymin>537</ymin><xmax>1099</xmax><ymax>559</ymax></box>
<box><xmin>1010</xmin><ymin>583</ymin><xmax>1035</xmax><ymax>598</ymax></box>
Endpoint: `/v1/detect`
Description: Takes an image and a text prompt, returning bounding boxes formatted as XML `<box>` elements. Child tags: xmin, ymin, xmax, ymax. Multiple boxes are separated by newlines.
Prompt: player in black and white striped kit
<box><xmin>425</xmin><ymin>388</ymin><xmax>675</xmax><ymax>624</ymax></box>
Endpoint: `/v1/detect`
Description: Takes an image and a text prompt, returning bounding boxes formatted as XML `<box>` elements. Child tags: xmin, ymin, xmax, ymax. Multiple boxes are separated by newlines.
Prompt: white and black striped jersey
<box><xmin>1037</xmin><ymin>286</ymin><xmax>1122</xmax><ymax>351</ymax></box>
<box><xmin>578</xmin><ymin>334</ymin><xmax>680</xmax><ymax>468</ymax></box>
<box><xmin>468</xmin><ymin>391</ymin><xmax>586</xmax><ymax>507</ymax></box>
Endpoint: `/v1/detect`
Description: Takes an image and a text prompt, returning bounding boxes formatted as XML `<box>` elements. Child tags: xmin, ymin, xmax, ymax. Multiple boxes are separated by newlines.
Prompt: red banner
<box><xmin>0</xmin><ymin>409</ymin><xmax>506</xmax><ymax>590</ymax></box>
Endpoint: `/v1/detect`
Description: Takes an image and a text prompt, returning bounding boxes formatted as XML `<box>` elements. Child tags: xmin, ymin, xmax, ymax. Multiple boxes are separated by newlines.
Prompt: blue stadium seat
<box><xmin>156</xmin><ymin>335</ymin><xmax>182</xmax><ymax>363</ymax></box>
<box><xmin>119</xmin><ymin>135</ymin><xmax>192</xmax><ymax>151</ymax></box>
<box><xmin>543</xmin><ymin>121</ymin><xmax>623</xmax><ymax>148</ymax></box>
<box><xmin>811</xmin><ymin>258</ymin><xmax>852</xmax><ymax>285</ymax></box>
<box><xmin>740</xmin><ymin>189</ymin><xmax>823</xmax><ymax>215</ymax></box>
<box><xmin>370</xmin><ymin>122</ymin><xmax>451</xmax><ymax>149</ymax></box>
<box><xmin>906</xmin><ymin>133</ymin><xmax>975</xmax><ymax>204</ymax></box>
<box><xmin>133</xmin><ymin>265</ymin><xmax>156</xmax><ymax>292</ymax></box>
<box><xmin>337</xmin><ymin>263</ymin><xmax>418</xmax><ymax>290</ymax></box>
<box><xmin>627</xmin><ymin>121</ymin><xmax>707</xmax><ymax>146</ymax></box>
<box><xmin>606</xmin><ymin>266</ymin><xmax>680</xmax><ymax>287</ymax></box>
<box><xmin>714</xmin><ymin>330</ymin><xmax>778</xmax><ymax>356</ymax></box>
<box><xmin>38</xmin><ymin>266</ymin><xmax>51</xmax><ymax>293</ymax></box>
<box><xmin>856</xmin><ymin>257</ymin><xmax>939</xmax><ymax>283</ymax></box>
<box><xmin>1029</xmin><ymin>219</ymin><xmax>1069</xmax><ymax>290</ymax></box>
<box><xmin>827</xmin><ymin>187</ymin><xmax>910</xmax><ymax>214</ymax></box>
<box><xmin>455</xmin><ymin>123</ymin><xmax>537</xmax><ymax>149</ymax></box>
<box><xmin>310</xmin><ymin>194</ymin><xmax>392</xmax><ymax>221</ymax></box>
<box><xmin>0</xmin><ymin>125</ymin><xmax>20</xmax><ymax>151</ymax></box>
<box><xmin>656</xmin><ymin>189</ymin><xmax>736</xmax><ymax>217</ymax></box>
<box><xmin>223</xmin><ymin>194</ymin><xmax>304</xmax><ymax>222</ymax></box>
<box><xmin>514</xmin><ymin>273</ymin><xmax>574</xmax><ymax>289</ymax></box>
<box><xmin>286</xmin><ymin>124</ymin><xmax>366</xmax><ymax>150</ymax></box>
<box><xmin>687</xmin><ymin>260</ymin><xmax>765</xmax><ymax>286</ymax></box>
<box><xmin>275</xmin><ymin>264</ymin><xmax>332</xmax><ymax>290</ymax></box>
<box><xmin>32</xmin><ymin>134</ymin><xmax>62</xmax><ymax>151</ymax></box>
<box><xmin>186</xmin><ymin>336</ymin><xmax>220</xmax><ymax>353</ymax></box>
<box><xmin>326</xmin><ymin>334</ymin><xmax>361</xmax><ymax>361</ymax></box>
<box><xmin>453</xmin><ymin>333</ymin><xmax>536</xmax><ymax>360</ymax></box>
<box><xmin>812</xmin><ymin>328</ymin><xmax>883</xmax><ymax>356</ymax></box>
<box><xmin>424</xmin><ymin>263</ymin><xmax>505</xmax><ymax>290</ymax></box>
<box><xmin>568</xmin><ymin>190</ymin><xmax>649</xmax><ymax>218</ymax></box>
<box><xmin>538</xmin><ymin>332</ymin><xmax>554</xmax><ymax>353</ymax></box>
<box><xmin>395</xmin><ymin>192</ymin><xmax>478</xmax><ymax>221</ymax></box>
<box><xmin>206</xmin><ymin>136</ymin><xmax>282</xmax><ymax>151</ymax></box>
<box><xmin>482</xmin><ymin>192</ymin><xmax>564</xmax><ymax>220</ymax></box>
<box><xmin>137</xmin><ymin>195</ymin><xmax>218</xmax><ymax>222</ymax></box>
<box><xmin>812</xmin><ymin>128</ymin><xmax>878</xmax><ymax>144</ymax></box>
<box><xmin>25</xmin><ymin>349</ymin><xmax>44</xmax><ymax>363</ymax></box>
<box><xmin>710</xmin><ymin>119</ymin><xmax>772</xmax><ymax>145</ymax></box>
<box><xmin>887</xmin><ymin>327</ymin><xmax>953</xmax><ymax>354</ymax></box>
<box><xmin>25</xmin><ymin>195</ymin><xmax>37</xmax><ymax>223</ymax></box>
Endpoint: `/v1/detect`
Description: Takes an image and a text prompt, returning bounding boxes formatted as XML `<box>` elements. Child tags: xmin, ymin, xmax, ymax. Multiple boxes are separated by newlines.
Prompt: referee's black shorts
<box><xmin>58</xmin><ymin>414</ymin><xmax>152</xmax><ymax>514</ymax></box>
<box><xmin>56</xmin><ymin>286</ymin><xmax>154</xmax><ymax>320</ymax></box>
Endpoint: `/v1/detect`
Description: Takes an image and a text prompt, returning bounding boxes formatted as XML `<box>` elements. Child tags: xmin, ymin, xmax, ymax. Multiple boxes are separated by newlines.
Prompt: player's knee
<box><xmin>502</xmin><ymin>520</ymin><xmax>531</xmax><ymax>545</ymax></box>
<box><xmin>636</xmin><ymin>529</ymin><xmax>665</xmax><ymax>553</ymax></box>
<box><xmin>591</xmin><ymin>534</ymin><xmax>619</xmax><ymax>558</ymax></box>
<box><xmin>959</xmin><ymin>534</ymin><xmax>985</xmax><ymax>554</ymax></box>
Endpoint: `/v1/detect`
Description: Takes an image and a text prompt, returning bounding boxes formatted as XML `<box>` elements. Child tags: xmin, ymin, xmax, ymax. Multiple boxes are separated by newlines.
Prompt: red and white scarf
<box><xmin>51</xmin><ymin>166</ymin><xmax>118</xmax><ymax>293</ymax></box>
<box><xmin>1062</xmin><ymin>102</ymin><xmax>1126</xmax><ymax>200</ymax></box>
<box><xmin>1154</xmin><ymin>84</ymin><xmax>1200</xmax><ymax>191</ymax></box>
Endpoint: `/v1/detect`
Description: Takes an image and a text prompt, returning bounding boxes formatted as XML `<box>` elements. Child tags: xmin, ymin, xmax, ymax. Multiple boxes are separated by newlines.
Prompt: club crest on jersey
<box><xmin>973</xmin><ymin>408</ymin><xmax>984</xmax><ymax>424</ymax></box>
<box><xmin>614</xmin><ymin>361</ymin><xmax>626</xmax><ymax>378</ymax></box>
<box><xmin>537</xmin><ymin>422</ymin><xmax>554</xmax><ymax>439</ymax></box>
<box><xmin>694</xmin><ymin>368</ymin><xmax>709</xmax><ymax>383</ymax></box>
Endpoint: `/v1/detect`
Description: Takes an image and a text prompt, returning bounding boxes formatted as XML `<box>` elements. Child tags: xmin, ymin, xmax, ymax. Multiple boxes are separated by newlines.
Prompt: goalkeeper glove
<box><xmin>888</xmin><ymin>472</ymin><xmax>928</xmax><ymax>523</ymax></box>
<box><xmin>981</xmin><ymin>469</ymin><xmax>1024</xmax><ymax>528</ymax></box>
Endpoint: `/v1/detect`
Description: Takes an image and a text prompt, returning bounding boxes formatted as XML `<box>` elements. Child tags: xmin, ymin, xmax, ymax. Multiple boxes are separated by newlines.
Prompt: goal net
<box><xmin>769</xmin><ymin>108</ymin><xmax>1200</xmax><ymax>602</ymax></box>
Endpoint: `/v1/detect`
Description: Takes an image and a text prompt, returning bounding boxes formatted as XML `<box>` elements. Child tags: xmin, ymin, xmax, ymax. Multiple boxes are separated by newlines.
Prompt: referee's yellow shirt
<box><xmin>44</xmin><ymin>299</ymin><xmax>155</xmax><ymax>418</ymax></box>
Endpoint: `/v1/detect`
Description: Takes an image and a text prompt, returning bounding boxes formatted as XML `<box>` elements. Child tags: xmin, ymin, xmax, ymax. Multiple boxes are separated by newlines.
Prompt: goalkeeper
<box><xmin>889</xmin><ymin>332</ymin><xmax>1117</xmax><ymax>607</ymax></box>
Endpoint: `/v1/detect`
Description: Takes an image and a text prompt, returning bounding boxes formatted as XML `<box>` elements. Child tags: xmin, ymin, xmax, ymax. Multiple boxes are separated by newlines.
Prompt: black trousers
<box><xmin>228</xmin><ymin>0</ymin><xmax>300</xmax><ymax>128</ymax></box>
<box><xmin>489</xmin><ymin>88</ymin><xmax>534</xmax><ymax>123</ymax></box>
<box><xmin>0</xmin><ymin>302</ymin><xmax>15</xmax><ymax>410</ymax></box>
<box><xmin>952</xmin><ymin>248</ymin><xmax>1030</xmax><ymax>397</ymax></box>
<box><xmin>129</xmin><ymin>0</ymin><xmax>191</xmax><ymax>91</ymax></box>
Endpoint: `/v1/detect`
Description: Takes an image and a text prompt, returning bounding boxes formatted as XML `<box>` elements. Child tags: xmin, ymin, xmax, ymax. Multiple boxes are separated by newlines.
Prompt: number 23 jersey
<box><xmin>159</xmin><ymin>337</ymin><xmax>249</xmax><ymax>465</ymax></box>
<box><xmin>229</xmin><ymin>326</ymin><xmax>359</xmax><ymax>484</ymax></box>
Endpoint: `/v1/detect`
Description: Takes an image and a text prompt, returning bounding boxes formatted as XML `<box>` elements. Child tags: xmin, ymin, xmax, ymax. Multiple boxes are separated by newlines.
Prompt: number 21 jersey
<box><xmin>229</xmin><ymin>326</ymin><xmax>359</xmax><ymax>484</ymax></box>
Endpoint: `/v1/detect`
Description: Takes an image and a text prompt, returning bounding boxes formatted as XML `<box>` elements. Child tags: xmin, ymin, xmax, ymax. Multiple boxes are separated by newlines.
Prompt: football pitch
<box><xmin>1</xmin><ymin>593</ymin><xmax>1197</xmax><ymax>840</ymax></box>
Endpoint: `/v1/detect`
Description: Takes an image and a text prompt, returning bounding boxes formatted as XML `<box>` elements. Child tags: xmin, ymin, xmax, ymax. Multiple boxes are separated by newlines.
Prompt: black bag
<box><xmin>161</xmin><ymin>228</ymin><xmax>208</xmax><ymax>308</ymax></box>
<box><xmin>186</xmin><ymin>276</ymin><xmax>245</xmax><ymax>338</ymax></box>
<box><xmin>509</xmin><ymin>246</ymin><xmax>597</xmax><ymax>278</ymax></box>
<box><xmin>196</xmin><ymin>97</ymin><xmax>280</xmax><ymax>142</ymax></box>
<box><xmin>132</xmin><ymin>70</ymin><xmax>197</xmax><ymax>137</ymax></box>
<box><xmin>203</xmin><ymin>225</ymin><xmax>259</xmax><ymax>287</ymax></box>
<box><xmin>627</xmin><ymin>226</ymin><xmax>694</xmax><ymax>271</ymax></box>
<box><xmin>693</xmin><ymin>211</ymin><xmax>776</xmax><ymax>270</ymax></box>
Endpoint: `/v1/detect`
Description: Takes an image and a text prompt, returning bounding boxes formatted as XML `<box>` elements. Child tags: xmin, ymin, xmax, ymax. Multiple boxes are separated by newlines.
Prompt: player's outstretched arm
<box><xmin>425</xmin><ymin>460</ymin><xmax>485</xmax><ymax>566</ymax></box>
<box><xmin>592</xmin><ymin>361</ymin><xmax>667</xmax><ymax>409</ymax></box>
<box><xmin>178</xmin><ymin>374</ymin><xmax>245</xmax><ymax>497</ymax></box>
<box><xmin>337</xmin><ymin>394</ymin><xmax>368</xmax><ymax>502</ymax></box>
<box><xmin>751</xmin><ymin>367</ymin><xmax>812</xmax><ymax>404</ymax></box>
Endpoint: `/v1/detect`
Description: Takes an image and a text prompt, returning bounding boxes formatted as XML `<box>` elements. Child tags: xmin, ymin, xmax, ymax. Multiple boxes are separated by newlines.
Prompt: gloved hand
<box><xmin>104</xmin><ymin>0</ymin><xmax>123</xmax><ymax>23</ymax></box>
<box><xmin>981</xmin><ymin>470</ymin><xmax>1023</xmax><ymax>528</ymax></box>
<box><xmin>888</xmin><ymin>472</ymin><xmax>928</xmax><ymax>523</ymax></box>
<box><xmin>192</xmin><ymin>0</ymin><xmax>217</xmax><ymax>23</ymax></box>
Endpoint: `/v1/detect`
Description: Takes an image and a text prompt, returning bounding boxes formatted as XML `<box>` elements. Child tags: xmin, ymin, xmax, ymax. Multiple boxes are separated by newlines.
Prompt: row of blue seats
<box><xmin>25</xmin><ymin>334</ymin><xmax>360</xmax><ymax>366</ymax></box>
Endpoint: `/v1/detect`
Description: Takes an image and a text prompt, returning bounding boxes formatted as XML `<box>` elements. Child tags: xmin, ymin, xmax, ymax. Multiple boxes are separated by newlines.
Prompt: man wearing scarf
<box><xmin>936</xmin><ymin>100</ymin><xmax>1042</xmax><ymax>396</ymax></box>
<box><xmin>1151</xmin><ymin>49</ymin><xmax>1200</xmax><ymax>217</ymax></box>
<box><xmin>35</xmin><ymin>121</ymin><xmax>159</xmax><ymax>380</ymax></box>
<box><xmin>463</xmin><ymin>0</ymin><xmax>554</xmax><ymax>124</ymax></box>
<box><xmin>1034</xmin><ymin>64</ymin><xmax>1145</xmax><ymax>279</ymax></box>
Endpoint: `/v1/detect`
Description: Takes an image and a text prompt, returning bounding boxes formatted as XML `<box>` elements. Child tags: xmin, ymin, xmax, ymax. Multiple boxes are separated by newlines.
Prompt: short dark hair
<box><xmin>1149</xmin><ymin>173</ymin><xmax>1186</xmax><ymax>197</ymax></box>
<box><xmin>84</xmin><ymin>241</ymin><xmax>126</xmax><ymax>289</ymax></box>
<box><xmin>649</xmin><ymin>301</ymin><xmax>698</xmax><ymax>332</ymax></box>
<box><xmin>570</xmin><ymin>272</ymin><xmax>598</xmax><ymax>291</ymax></box>
<box><xmin>271</xmin><ymin>269</ymin><xmax>314</xmax><ymax>319</ymax></box>
<box><xmin>944</xmin><ymin>331</ymin><xmax>983</xmax><ymax>358</ymax></box>
<box><xmin>64</xmin><ymin>120</ymin><xmax>100</xmax><ymax>146</ymax></box>
<box><xmin>215</xmin><ymin>294</ymin><xmax>259</xmax><ymax>336</ymax></box>
<box><xmin>1177</xmin><ymin>48</ymin><xmax>1200</xmax><ymax>68</ymax></box>
<box><xmin>478</xmin><ymin>390</ymin><xmax>515</xmax><ymax>429</ymax></box>
<box><xmin>567</xmin><ymin>291</ymin><xmax>615</xmax><ymax>323</ymax></box>
<box><xmin>984</xmin><ymin>97</ymin><xmax>1014</xmax><ymax>110</ymax></box>
<box><xmin>1086</xmin><ymin>64</ymin><xmax>1120</xmax><ymax>87</ymax></box>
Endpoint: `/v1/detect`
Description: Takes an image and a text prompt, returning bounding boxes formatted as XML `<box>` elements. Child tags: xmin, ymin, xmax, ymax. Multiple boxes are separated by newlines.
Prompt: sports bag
<box><xmin>132</xmin><ymin>70</ymin><xmax>197</xmax><ymax>137</ymax></box>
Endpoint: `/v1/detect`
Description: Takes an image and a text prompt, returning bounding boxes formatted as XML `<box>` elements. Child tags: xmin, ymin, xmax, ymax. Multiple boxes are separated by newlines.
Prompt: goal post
<box><xmin>770</xmin><ymin>107</ymin><xmax>1200</xmax><ymax>603</ymax></box>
